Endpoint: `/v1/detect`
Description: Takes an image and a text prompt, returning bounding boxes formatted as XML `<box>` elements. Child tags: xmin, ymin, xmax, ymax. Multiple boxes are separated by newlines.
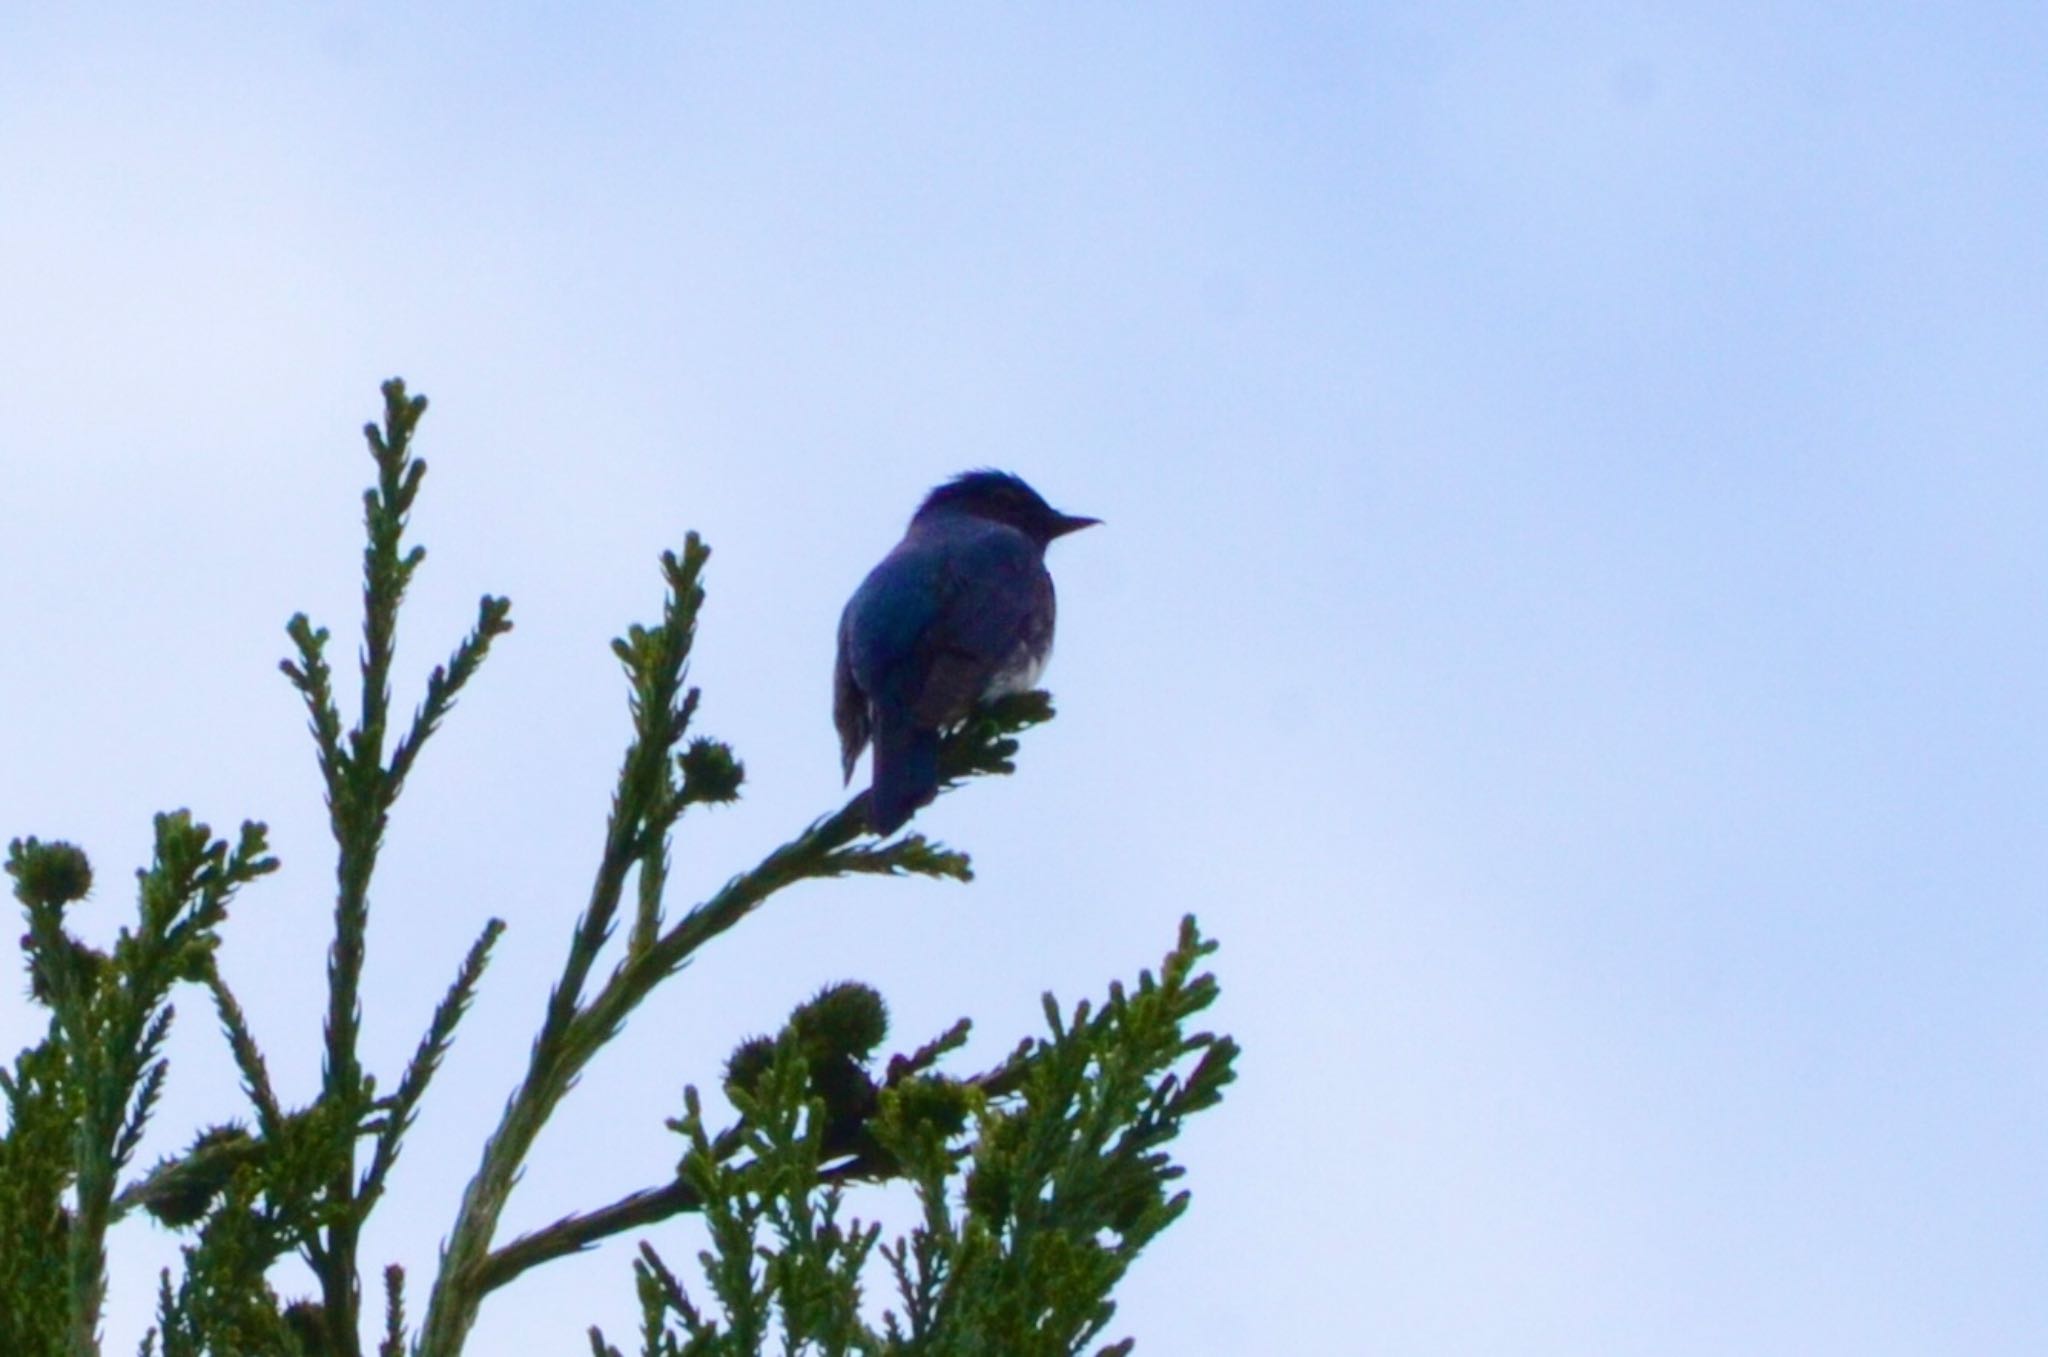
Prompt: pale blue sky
<box><xmin>2</xmin><ymin>5</ymin><xmax>2044</xmax><ymax>1353</ymax></box>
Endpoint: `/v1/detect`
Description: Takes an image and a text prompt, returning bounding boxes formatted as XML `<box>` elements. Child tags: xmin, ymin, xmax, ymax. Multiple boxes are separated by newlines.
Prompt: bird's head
<box><xmin>913</xmin><ymin>470</ymin><xmax>1100</xmax><ymax>547</ymax></box>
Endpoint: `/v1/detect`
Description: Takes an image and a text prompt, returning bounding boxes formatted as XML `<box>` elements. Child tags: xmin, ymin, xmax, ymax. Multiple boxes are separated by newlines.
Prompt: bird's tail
<box><xmin>868</xmin><ymin>719</ymin><xmax>939</xmax><ymax>835</ymax></box>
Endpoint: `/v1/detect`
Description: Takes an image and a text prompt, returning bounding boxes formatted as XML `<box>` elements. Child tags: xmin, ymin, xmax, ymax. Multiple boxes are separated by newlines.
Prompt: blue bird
<box><xmin>835</xmin><ymin>471</ymin><xmax>1099</xmax><ymax>834</ymax></box>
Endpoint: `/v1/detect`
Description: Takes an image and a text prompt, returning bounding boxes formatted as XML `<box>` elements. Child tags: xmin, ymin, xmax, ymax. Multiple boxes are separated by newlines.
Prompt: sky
<box><xmin>1</xmin><ymin>4</ymin><xmax>2044</xmax><ymax>1353</ymax></box>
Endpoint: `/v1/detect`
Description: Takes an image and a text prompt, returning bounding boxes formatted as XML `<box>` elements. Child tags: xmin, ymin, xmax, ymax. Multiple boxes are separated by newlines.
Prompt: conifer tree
<box><xmin>0</xmin><ymin>382</ymin><xmax>1237</xmax><ymax>1357</ymax></box>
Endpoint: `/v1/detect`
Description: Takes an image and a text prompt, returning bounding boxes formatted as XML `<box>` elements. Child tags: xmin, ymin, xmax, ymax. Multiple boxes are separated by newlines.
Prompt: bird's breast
<box><xmin>982</xmin><ymin>637</ymin><xmax>1050</xmax><ymax>699</ymax></box>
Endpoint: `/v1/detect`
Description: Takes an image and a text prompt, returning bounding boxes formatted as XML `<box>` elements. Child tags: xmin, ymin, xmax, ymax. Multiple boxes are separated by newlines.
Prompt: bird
<box><xmin>835</xmin><ymin>471</ymin><xmax>1099</xmax><ymax>835</ymax></box>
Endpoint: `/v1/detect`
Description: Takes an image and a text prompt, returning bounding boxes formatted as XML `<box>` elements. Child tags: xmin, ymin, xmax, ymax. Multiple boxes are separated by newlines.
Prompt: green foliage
<box><xmin>591</xmin><ymin>918</ymin><xmax>1236</xmax><ymax>1357</ymax></box>
<box><xmin>0</xmin><ymin>381</ymin><xmax>1235</xmax><ymax>1357</ymax></box>
<box><xmin>5</xmin><ymin>817</ymin><xmax>277</xmax><ymax>1357</ymax></box>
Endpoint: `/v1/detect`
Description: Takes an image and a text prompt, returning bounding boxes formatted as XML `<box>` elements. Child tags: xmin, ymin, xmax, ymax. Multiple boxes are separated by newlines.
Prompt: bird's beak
<box><xmin>1051</xmin><ymin>513</ymin><xmax>1102</xmax><ymax>537</ymax></box>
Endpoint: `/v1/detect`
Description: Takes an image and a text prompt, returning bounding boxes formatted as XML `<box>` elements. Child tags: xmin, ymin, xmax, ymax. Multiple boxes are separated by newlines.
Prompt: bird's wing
<box><xmin>842</xmin><ymin>521</ymin><xmax>1050</xmax><ymax>737</ymax></box>
<box><xmin>833</xmin><ymin>601</ymin><xmax>871</xmax><ymax>782</ymax></box>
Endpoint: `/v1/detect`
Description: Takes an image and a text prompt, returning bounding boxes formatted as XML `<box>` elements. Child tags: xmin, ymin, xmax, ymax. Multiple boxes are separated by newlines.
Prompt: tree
<box><xmin>0</xmin><ymin>382</ymin><xmax>1238</xmax><ymax>1357</ymax></box>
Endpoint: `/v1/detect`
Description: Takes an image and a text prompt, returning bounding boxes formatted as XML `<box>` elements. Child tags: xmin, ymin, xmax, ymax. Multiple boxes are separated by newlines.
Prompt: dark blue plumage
<box><xmin>835</xmin><ymin>471</ymin><xmax>1098</xmax><ymax>834</ymax></box>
